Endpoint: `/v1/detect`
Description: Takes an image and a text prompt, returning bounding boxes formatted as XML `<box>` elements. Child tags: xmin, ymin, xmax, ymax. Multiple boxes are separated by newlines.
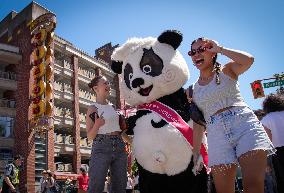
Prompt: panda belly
<box><xmin>133</xmin><ymin>112</ymin><xmax>193</xmax><ymax>176</ymax></box>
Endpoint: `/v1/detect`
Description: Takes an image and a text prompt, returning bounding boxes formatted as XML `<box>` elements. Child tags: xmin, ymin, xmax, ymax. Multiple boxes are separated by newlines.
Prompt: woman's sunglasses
<box><xmin>188</xmin><ymin>47</ymin><xmax>208</xmax><ymax>56</ymax></box>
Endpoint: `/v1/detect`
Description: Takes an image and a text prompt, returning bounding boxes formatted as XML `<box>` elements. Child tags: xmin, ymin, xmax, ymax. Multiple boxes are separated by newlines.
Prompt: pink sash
<box><xmin>138</xmin><ymin>101</ymin><xmax>208</xmax><ymax>166</ymax></box>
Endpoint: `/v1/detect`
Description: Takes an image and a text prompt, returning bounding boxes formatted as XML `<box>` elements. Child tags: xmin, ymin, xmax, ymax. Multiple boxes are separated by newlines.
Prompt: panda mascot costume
<box><xmin>111</xmin><ymin>30</ymin><xmax>208</xmax><ymax>193</ymax></box>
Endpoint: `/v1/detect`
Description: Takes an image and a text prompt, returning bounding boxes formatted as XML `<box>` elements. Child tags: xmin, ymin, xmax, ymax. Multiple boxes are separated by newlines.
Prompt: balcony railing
<box><xmin>54</xmin><ymin>133</ymin><xmax>91</xmax><ymax>147</ymax></box>
<box><xmin>78</xmin><ymin>66</ymin><xmax>95</xmax><ymax>80</ymax></box>
<box><xmin>54</xmin><ymin>133</ymin><xmax>74</xmax><ymax>144</ymax></box>
<box><xmin>54</xmin><ymin>81</ymin><xmax>72</xmax><ymax>94</ymax></box>
<box><xmin>54</xmin><ymin>81</ymin><xmax>96</xmax><ymax>104</ymax></box>
<box><xmin>55</xmin><ymin>162</ymin><xmax>73</xmax><ymax>172</ymax></box>
<box><xmin>0</xmin><ymin>99</ymin><xmax>16</xmax><ymax>108</ymax></box>
<box><xmin>79</xmin><ymin>113</ymin><xmax>86</xmax><ymax>123</ymax></box>
<box><xmin>54</xmin><ymin>133</ymin><xmax>91</xmax><ymax>157</ymax></box>
<box><xmin>63</xmin><ymin>60</ymin><xmax>73</xmax><ymax>70</ymax></box>
<box><xmin>0</xmin><ymin>71</ymin><xmax>16</xmax><ymax>81</ymax></box>
<box><xmin>54</xmin><ymin>106</ymin><xmax>73</xmax><ymax>119</ymax></box>
<box><xmin>79</xmin><ymin>89</ymin><xmax>96</xmax><ymax>102</ymax></box>
<box><xmin>54</xmin><ymin>81</ymin><xmax>63</xmax><ymax>92</ymax></box>
<box><xmin>54</xmin><ymin>106</ymin><xmax>88</xmax><ymax>128</ymax></box>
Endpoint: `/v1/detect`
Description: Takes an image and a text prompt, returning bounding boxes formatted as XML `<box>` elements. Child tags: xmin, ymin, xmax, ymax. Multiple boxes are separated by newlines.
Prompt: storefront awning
<box><xmin>54</xmin><ymin>172</ymin><xmax>78</xmax><ymax>180</ymax></box>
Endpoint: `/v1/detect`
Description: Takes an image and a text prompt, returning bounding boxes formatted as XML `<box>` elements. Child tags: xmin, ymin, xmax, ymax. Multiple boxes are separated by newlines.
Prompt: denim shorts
<box><xmin>206</xmin><ymin>106</ymin><xmax>275</xmax><ymax>167</ymax></box>
<box><xmin>88</xmin><ymin>134</ymin><xmax>127</xmax><ymax>193</ymax></box>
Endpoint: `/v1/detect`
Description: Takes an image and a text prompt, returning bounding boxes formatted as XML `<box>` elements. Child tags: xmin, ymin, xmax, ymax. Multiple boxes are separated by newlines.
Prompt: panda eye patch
<box><xmin>124</xmin><ymin>63</ymin><xmax>133</xmax><ymax>89</ymax></box>
<box><xmin>142</xmin><ymin>65</ymin><xmax>152</xmax><ymax>74</ymax></box>
<box><xmin>140</xmin><ymin>48</ymin><xmax>163</xmax><ymax>77</ymax></box>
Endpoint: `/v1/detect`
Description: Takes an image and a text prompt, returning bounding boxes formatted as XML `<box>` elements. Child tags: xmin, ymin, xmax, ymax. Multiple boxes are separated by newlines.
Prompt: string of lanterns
<box><xmin>28</xmin><ymin>13</ymin><xmax>56</xmax><ymax>137</ymax></box>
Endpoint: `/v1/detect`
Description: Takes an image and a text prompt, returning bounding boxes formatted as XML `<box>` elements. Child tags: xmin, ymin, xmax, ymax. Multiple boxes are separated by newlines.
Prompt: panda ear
<box><xmin>157</xmin><ymin>30</ymin><xmax>183</xmax><ymax>50</ymax></box>
<box><xmin>111</xmin><ymin>60</ymin><xmax>123</xmax><ymax>74</ymax></box>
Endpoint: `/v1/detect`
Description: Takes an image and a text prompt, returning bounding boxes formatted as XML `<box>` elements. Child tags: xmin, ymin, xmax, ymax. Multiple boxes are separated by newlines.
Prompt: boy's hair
<box><xmin>263</xmin><ymin>94</ymin><xmax>284</xmax><ymax>113</ymax></box>
<box><xmin>80</xmin><ymin>167</ymin><xmax>86</xmax><ymax>173</ymax></box>
<box><xmin>13</xmin><ymin>155</ymin><xmax>23</xmax><ymax>161</ymax></box>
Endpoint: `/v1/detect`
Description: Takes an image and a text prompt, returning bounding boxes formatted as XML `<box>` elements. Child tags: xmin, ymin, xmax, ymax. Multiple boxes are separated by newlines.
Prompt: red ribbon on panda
<box><xmin>138</xmin><ymin>100</ymin><xmax>208</xmax><ymax>167</ymax></box>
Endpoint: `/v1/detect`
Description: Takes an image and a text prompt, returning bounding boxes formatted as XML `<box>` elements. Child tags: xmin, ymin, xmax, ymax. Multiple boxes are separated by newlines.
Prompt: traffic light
<box><xmin>251</xmin><ymin>81</ymin><xmax>265</xmax><ymax>99</ymax></box>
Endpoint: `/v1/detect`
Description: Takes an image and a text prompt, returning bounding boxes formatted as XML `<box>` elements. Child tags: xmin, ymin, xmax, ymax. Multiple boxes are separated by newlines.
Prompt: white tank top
<box><xmin>193</xmin><ymin>72</ymin><xmax>247</xmax><ymax>121</ymax></box>
<box><xmin>92</xmin><ymin>102</ymin><xmax>121</xmax><ymax>134</ymax></box>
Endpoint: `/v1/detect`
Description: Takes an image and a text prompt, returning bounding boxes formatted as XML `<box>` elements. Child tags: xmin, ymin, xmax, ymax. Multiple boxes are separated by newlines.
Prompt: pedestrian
<box><xmin>77</xmin><ymin>167</ymin><xmax>89</xmax><ymax>193</ymax></box>
<box><xmin>187</xmin><ymin>37</ymin><xmax>274</xmax><ymax>193</ymax></box>
<box><xmin>0</xmin><ymin>172</ymin><xmax>3</xmax><ymax>193</ymax></box>
<box><xmin>45</xmin><ymin>170</ymin><xmax>57</xmax><ymax>193</ymax></box>
<box><xmin>262</xmin><ymin>94</ymin><xmax>284</xmax><ymax>193</ymax></box>
<box><xmin>1</xmin><ymin>155</ymin><xmax>22</xmax><ymax>193</ymax></box>
<box><xmin>132</xmin><ymin>174</ymin><xmax>139</xmax><ymax>193</ymax></box>
<box><xmin>40</xmin><ymin>170</ymin><xmax>48</xmax><ymax>193</ymax></box>
<box><xmin>86</xmin><ymin>74</ymin><xmax>130</xmax><ymax>193</ymax></box>
<box><xmin>103</xmin><ymin>175</ymin><xmax>111</xmax><ymax>193</ymax></box>
<box><xmin>126</xmin><ymin>172</ymin><xmax>133</xmax><ymax>193</ymax></box>
<box><xmin>65</xmin><ymin>178</ymin><xmax>75</xmax><ymax>193</ymax></box>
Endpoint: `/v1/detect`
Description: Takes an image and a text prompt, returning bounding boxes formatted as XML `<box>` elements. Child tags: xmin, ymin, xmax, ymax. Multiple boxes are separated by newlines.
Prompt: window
<box><xmin>0</xmin><ymin>116</ymin><xmax>14</xmax><ymax>138</ymax></box>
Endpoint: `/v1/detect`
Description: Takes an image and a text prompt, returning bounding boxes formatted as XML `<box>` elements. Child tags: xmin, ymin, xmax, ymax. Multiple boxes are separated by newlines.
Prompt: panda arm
<box><xmin>182</xmin><ymin>88</ymin><xmax>206</xmax><ymax>127</ymax></box>
<box><xmin>193</xmin><ymin>121</ymin><xmax>206</xmax><ymax>154</ymax></box>
<box><xmin>151</xmin><ymin>119</ymin><xmax>168</xmax><ymax>128</ymax></box>
<box><xmin>125</xmin><ymin>110</ymin><xmax>151</xmax><ymax>135</ymax></box>
<box><xmin>121</xmin><ymin>130</ymin><xmax>133</xmax><ymax>144</ymax></box>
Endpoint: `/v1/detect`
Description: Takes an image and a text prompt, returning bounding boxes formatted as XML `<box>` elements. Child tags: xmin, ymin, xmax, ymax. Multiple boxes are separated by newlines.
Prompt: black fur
<box><xmin>151</xmin><ymin>119</ymin><xmax>168</xmax><ymax>128</ymax></box>
<box><xmin>124</xmin><ymin>63</ymin><xmax>133</xmax><ymax>89</ymax></box>
<box><xmin>126</xmin><ymin>110</ymin><xmax>151</xmax><ymax>135</ymax></box>
<box><xmin>132</xmin><ymin>78</ymin><xmax>144</xmax><ymax>89</ymax></box>
<box><xmin>138</xmin><ymin>159</ymin><xmax>208</xmax><ymax>193</ymax></box>
<box><xmin>157</xmin><ymin>88</ymin><xmax>191</xmax><ymax>122</ymax></box>
<box><xmin>140</xmin><ymin>48</ymin><xmax>164</xmax><ymax>77</ymax></box>
<box><xmin>111</xmin><ymin>60</ymin><xmax>123</xmax><ymax>74</ymax></box>
<box><xmin>157</xmin><ymin>30</ymin><xmax>183</xmax><ymax>50</ymax></box>
<box><xmin>127</xmin><ymin>89</ymin><xmax>209</xmax><ymax>193</ymax></box>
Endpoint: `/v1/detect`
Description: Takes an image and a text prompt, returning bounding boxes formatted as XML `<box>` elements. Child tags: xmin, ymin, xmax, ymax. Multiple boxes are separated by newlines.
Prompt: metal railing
<box><xmin>0</xmin><ymin>98</ymin><xmax>16</xmax><ymax>108</ymax></box>
<box><xmin>0</xmin><ymin>71</ymin><xmax>16</xmax><ymax>80</ymax></box>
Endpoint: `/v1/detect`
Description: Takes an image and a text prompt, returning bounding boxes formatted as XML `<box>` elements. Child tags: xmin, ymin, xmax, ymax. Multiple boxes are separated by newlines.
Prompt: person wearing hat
<box><xmin>40</xmin><ymin>170</ymin><xmax>48</xmax><ymax>193</ymax></box>
<box><xmin>46</xmin><ymin>170</ymin><xmax>56</xmax><ymax>193</ymax></box>
<box><xmin>1</xmin><ymin>155</ymin><xmax>22</xmax><ymax>193</ymax></box>
<box><xmin>40</xmin><ymin>169</ymin><xmax>57</xmax><ymax>193</ymax></box>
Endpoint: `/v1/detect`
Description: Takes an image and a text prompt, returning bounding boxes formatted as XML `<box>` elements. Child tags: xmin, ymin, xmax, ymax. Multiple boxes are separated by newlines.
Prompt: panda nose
<box><xmin>132</xmin><ymin>78</ymin><xmax>144</xmax><ymax>88</ymax></box>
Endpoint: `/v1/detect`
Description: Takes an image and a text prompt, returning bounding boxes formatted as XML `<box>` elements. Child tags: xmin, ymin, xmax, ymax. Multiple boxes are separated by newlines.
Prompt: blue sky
<box><xmin>1</xmin><ymin>0</ymin><xmax>283</xmax><ymax>110</ymax></box>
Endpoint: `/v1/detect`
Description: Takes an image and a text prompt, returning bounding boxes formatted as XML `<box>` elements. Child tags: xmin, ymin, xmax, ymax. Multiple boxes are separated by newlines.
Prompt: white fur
<box><xmin>133</xmin><ymin>112</ymin><xmax>192</xmax><ymax>176</ymax></box>
<box><xmin>112</xmin><ymin>37</ymin><xmax>189</xmax><ymax>106</ymax></box>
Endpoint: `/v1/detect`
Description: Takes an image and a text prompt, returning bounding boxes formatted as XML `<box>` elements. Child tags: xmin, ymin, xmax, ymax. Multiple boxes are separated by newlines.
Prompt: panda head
<box><xmin>111</xmin><ymin>30</ymin><xmax>189</xmax><ymax>106</ymax></box>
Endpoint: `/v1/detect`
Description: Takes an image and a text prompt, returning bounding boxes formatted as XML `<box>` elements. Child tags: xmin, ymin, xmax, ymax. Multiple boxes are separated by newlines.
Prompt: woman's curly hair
<box><xmin>191</xmin><ymin>37</ymin><xmax>221</xmax><ymax>85</ymax></box>
<box><xmin>262</xmin><ymin>94</ymin><xmax>284</xmax><ymax>113</ymax></box>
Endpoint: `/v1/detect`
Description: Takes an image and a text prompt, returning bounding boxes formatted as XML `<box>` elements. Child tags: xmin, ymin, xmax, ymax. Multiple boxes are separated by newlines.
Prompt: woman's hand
<box><xmin>86</xmin><ymin>107</ymin><xmax>104</xmax><ymax>140</ymax></box>
<box><xmin>192</xmin><ymin>152</ymin><xmax>204</xmax><ymax>175</ymax></box>
<box><xmin>94</xmin><ymin>112</ymin><xmax>105</xmax><ymax>128</ymax></box>
<box><xmin>119</xmin><ymin>114</ymin><xmax>128</xmax><ymax>131</ymax></box>
<box><xmin>203</xmin><ymin>39</ymin><xmax>222</xmax><ymax>54</ymax></box>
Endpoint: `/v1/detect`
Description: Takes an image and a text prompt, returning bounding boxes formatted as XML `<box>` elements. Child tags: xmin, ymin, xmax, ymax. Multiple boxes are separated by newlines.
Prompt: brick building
<box><xmin>0</xmin><ymin>2</ymin><xmax>124</xmax><ymax>192</ymax></box>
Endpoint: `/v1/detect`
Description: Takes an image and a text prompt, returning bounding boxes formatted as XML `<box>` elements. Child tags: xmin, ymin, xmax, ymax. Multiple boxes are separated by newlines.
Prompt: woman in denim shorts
<box><xmin>187</xmin><ymin>37</ymin><xmax>274</xmax><ymax>193</ymax></box>
<box><xmin>86</xmin><ymin>75</ymin><xmax>129</xmax><ymax>193</ymax></box>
